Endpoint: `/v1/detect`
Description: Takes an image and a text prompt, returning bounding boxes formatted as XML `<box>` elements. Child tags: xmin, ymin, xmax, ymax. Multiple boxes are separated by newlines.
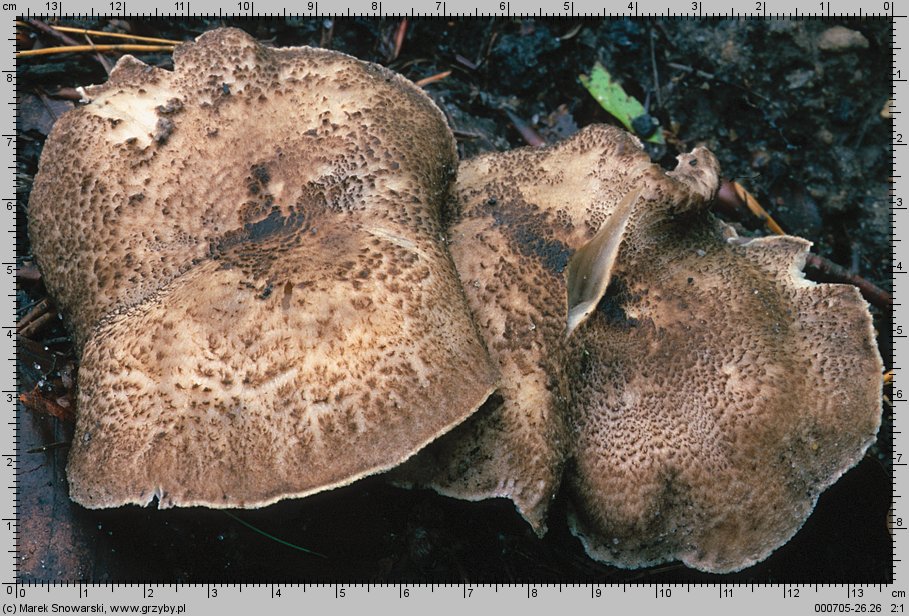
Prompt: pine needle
<box><xmin>415</xmin><ymin>70</ymin><xmax>451</xmax><ymax>87</ymax></box>
<box><xmin>223</xmin><ymin>511</ymin><xmax>326</xmax><ymax>558</ymax></box>
<box><xmin>18</xmin><ymin>44</ymin><xmax>175</xmax><ymax>58</ymax></box>
<box><xmin>17</xmin><ymin>21</ymin><xmax>180</xmax><ymax>45</ymax></box>
<box><xmin>730</xmin><ymin>181</ymin><xmax>787</xmax><ymax>235</ymax></box>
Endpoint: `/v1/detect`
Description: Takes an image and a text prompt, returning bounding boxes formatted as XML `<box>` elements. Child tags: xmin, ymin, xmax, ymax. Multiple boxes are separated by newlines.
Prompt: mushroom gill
<box><xmin>398</xmin><ymin>124</ymin><xmax>882</xmax><ymax>572</ymax></box>
<box><xmin>27</xmin><ymin>28</ymin><xmax>498</xmax><ymax>509</ymax></box>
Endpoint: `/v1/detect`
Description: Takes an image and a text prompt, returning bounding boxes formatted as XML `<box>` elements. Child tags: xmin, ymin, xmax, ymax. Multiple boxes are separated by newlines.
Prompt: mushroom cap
<box><xmin>28</xmin><ymin>28</ymin><xmax>498</xmax><ymax>508</ymax></box>
<box><xmin>566</xmin><ymin>227</ymin><xmax>881</xmax><ymax>573</ymax></box>
<box><xmin>401</xmin><ymin>124</ymin><xmax>881</xmax><ymax>571</ymax></box>
<box><xmin>399</xmin><ymin>125</ymin><xmax>715</xmax><ymax>531</ymax></box>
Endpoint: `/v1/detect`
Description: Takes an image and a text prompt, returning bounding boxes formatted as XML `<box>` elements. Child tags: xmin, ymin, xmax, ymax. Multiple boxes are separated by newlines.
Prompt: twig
<box><xmin>668</xmin><ymin>60</ymin><xmax>772</xmax><ymax>104</ymax></box>
<box><xmin>16</xmin><ymin>21</ymin><xmax>180</xmax><ymax>45</ymax></box>
<box><xmin>18</xmin><ymin>300</ymin><xmax>59</xmax><ymax>348</ymax></box>
<box><xmin>415</xmin><ymin>70</ymin><xmax>451</xmax><ymax>87</ymax></box>
<box><xmin>504</xmin><ymin>109</ymin><xmax>546</xmax><ymax>148</ymax></box>
<box><xmin>34</xmin><ymin>90</ymin><xmax>64</xmax><ymax>124</ymax></box>
<box><xmin>717</xmin><ymin>180</ymin><xmax>786</xmax><ymax>235</ymax></box>
<box><xmin>18</xmin><ymin>44</ymin><xmax>175</xmax><ymax>58</ymax></box>
<box><xmin>667</xmin><ymin>61</ymin><xmax>715</xmax><ymax>80</ymax></box>
<box><xmin>18</xmin><ymin>337</ymin><xmax>62</xmax><ymax>376</ymax></box>
<box><xmin>483</xmin><ymin>30</ymin><xmax>500</xmax><ymax>67</ymax></box>
<box><xmin>18</xmin><ymin>298</ymin><xmax>52</xmax><ymax>334</ymax></box>
<box><xmin>27</xmin><ymin>440</ymin><xmax>70</xmax><ymax>454</ymax></box>
<box><xmin>455</xmin><ymin>54</ymin><xmax>478</xmax><ymax>70</ymax></box>
<box><xmin>17</xmin><ymin>261</ymin><xmax>41</xmax><ymax>281</ymax></box>
<box><xmin>392</xmin><ymin>18</ymin><xmax>408</xmax><ymax>61</ymax></box>
<box><xmin>22</xmin><ymin>18</ymin><xmax>111</xmax><ymax>73</ymax></box>
<box><xmin>16</xmin><ymin>298</ymin><xmax>42</xmax><ymax>317</ymax></box>
<box><xmin>41</xmin><ymin>336</ymin><xmax>72</xmax><ymax>346</ymax></box>
<box><xmin>22</xmin><ymin>18</ymin><xmax>80</xmax><ymax>46</ymax></box>
<box><xmin>320</xmin><ymin>19</ymin><xmax>334</xmax><ymax>48</ymax></box>
<box><xmin>715</xmin><ymin>180</ymin><xmax>891</xmax><ymax>311</ymax></box>
<box><xmin>804</xmin><ymin>253</ymin><xmax>893</xmax><ymax>311</ymax></box>
<box><xmin>49</xmin><ymin>87</ymin><xmax>82</xmax><ymax>101</ymax></box>
<box><xmin>84</xmin><ymin>33</ymin><xmax>113</xmax><ymax>75</ymax></box>
<box><xmin>649</xmin><ymin>29</ymin><xmax>662</xmax><ymax>109</ymax></box>
<box><xmin>452</xmin><ymin>129</ymin><xmax>483</xmax><ymax>140</ymax></box>
<box><xmin>19</xmin><ymin>389</ymin><xmax>73</xmax><ymax>422</ymax></box>
<box><xmin>18</xmin><ymin>312</ymin><xmax>54</xmax><ymax>339</ymax></box>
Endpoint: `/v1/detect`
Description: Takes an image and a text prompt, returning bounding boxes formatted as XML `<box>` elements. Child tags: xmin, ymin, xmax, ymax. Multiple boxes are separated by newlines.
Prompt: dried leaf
<box><xmin>20</xmin><ymin>389</ymin><xmax>74</xmax><ymax>421</ymax></box>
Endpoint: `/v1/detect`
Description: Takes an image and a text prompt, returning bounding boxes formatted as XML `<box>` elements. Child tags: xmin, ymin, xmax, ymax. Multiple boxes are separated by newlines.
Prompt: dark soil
<box><xmin>16</xmin><ymin>17</ymin><xmax>893</xmax><ymax>583</ymax></box>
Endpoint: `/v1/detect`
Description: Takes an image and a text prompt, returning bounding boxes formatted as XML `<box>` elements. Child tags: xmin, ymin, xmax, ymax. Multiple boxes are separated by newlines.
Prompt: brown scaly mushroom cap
<box><xmin>27</xmin><ymin>28</ymin><xmax>498</xmax><ymax>509</ymax></box>
<box><xmin>399</xmin><ymin>124</ymin><xmax>881</xmax><ymax>572</ymax></box>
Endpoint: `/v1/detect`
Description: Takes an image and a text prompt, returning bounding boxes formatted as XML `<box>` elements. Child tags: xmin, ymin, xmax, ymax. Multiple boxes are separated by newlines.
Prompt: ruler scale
<box><xmin>4</xmin><ymin>1</ymin><xmax>902</xmax><ymax>613</ymax></box>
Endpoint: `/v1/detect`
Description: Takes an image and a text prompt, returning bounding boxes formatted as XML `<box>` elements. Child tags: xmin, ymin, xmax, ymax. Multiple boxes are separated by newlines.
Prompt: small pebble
<box><xmin>815</xmin><ymin>128</ymin><xmax>835</xmax><ymax>145</ymax></box>
<box><xmin>817</xmin><ymin>26</ymin><xmax>869</xmax><ymax>53</ymax></box>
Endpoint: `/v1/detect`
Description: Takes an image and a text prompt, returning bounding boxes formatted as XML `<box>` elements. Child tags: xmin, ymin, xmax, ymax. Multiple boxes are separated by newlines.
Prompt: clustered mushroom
<box><xmin>398</xmin><ymin>127</ymin><xmax>882</xmax><ymax>572</ymax></box>
<box><xmin>27</xmin><ymin>28</ymin><xmax>882</xmax><ymax>573</ymax></box>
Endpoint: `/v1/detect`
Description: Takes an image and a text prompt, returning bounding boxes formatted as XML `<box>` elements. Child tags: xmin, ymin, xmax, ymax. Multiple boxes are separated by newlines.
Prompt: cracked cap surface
<box><xmin>28</xmin><ymin>27</ymin><xmax>498</xmax><ymax>509</ymax></box>
<box><xmin>400</xmin><ymin>125</ymin><xmax>881</xmax><ymax>572</ymax></box>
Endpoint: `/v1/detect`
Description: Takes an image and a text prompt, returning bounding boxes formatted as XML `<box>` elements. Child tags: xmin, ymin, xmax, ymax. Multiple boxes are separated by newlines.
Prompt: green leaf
<box><xmin>579</xmin><ymin>61</ymin><xmax>665</xmax><ymax>144</ymax></box>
